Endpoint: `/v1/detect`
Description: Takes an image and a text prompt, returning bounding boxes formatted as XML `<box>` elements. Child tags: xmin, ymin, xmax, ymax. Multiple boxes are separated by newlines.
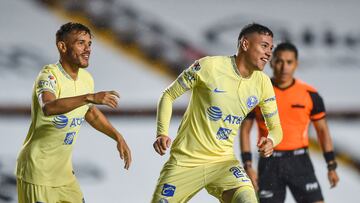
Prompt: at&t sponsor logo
<box><xmin>52</xmin><ymin>115</ymin><xmax>84</xmax><ymax>129</ymax></box>
<box><xmin>206</xmin><ymin>106</ymin><xmax>243</xmax><ymax>125</ymax></box>
<box><xmin>52</xmin><ymin>115</ymin><xmax>68</xmax><ymax>129</ymax></box>
<box><xmin>207</xmin><ymin>106</ymin><xmax>222</xmax><ymax>121</ymax></box>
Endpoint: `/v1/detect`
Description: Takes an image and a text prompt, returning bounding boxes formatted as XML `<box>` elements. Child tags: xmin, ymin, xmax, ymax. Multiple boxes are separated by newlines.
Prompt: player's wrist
<box><xmin>85</xmin><ymin>93</ymin><xmax>95</xmax><ymax>104</ymax></box>
<box><xmin>241</xmin><ymin>152</ymin><xmax>252</xmax><ymax>163</ymax></box>
<box><xmin>243</xmin><ymin>161</ymin><xmax>253</xmax><ymax>170</ymax></box>
<box><xmin>114</xmin><ymin>133</ymin><xmax>124</xmax><ymax>142</ymax></box>
<box><xmin>323</xmin><ymin>151</ymin><xmax>335</xmax><ymax>162</ymax></box>
<box><xmin>241</xmin><ymin>152</ymin><xmax>253</xmax><ymax>170</ymax></box>
<box><xmin>327</xmin><ymin>161</ymin><xmax>338</xmax><ymax>171</ymax></box>
<box><xmin>324</xmin><ymin>151</ymin><xmax>337</xmax><ymax>171</ymax></box>
<box><xmin>156</xmin><ymin>134</ymin><xmax>168</xmax><ymax>138</ymax></box>
<box><xmin>266</xmin><ymin>137</ymin><xmax>275</xmax><ymax>147</ymax></box>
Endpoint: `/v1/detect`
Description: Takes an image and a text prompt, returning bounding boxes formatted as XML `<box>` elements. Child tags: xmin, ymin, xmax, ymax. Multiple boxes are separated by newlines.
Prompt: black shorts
<box><xmin>258</xmin><ymin>149</ymin><xmax>324</xmax><ymax>203</ymax></box>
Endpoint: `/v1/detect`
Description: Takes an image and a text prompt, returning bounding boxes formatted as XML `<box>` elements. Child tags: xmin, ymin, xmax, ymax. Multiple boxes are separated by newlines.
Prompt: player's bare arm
<box><xmin>85</xmin><ymin>106</ymin><xmax>132</xmax><ymax>170</ymax></box>
<box><xmin>240</xmin><ymin>118</ymin><xmax>259</xmax><ymax>191</ymax></box>
<box><xmin>39</xmin><ymin>90</ymin><xmax>119</xmax><ymax>116</ymax></box>
<box><xmin>313</xmin><ymin>118</ymin><xmax>340</xmax><ymax>188</ymax></box>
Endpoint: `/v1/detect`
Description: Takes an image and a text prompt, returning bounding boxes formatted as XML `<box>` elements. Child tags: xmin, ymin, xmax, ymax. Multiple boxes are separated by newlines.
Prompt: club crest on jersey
<box><xmin>64</xmin><ymin>132</ymin><xmax>76</xmax><ymax>145</ymax></box>
<box><xmin>207</xmin><ymin>106</ymin><xmax>223</xmax><ymax>121</ymax></box>
<box><xmin>216</xmin><ymin>127</ymin><xmax>232</xmax><ymax>140</ymax></box>
<box><xmin>246</xmin><ymin>96</ymin><xmax>258</xmax><ymax>109</ymax></box>
<box><xmin>161</xmin><ymin>184</ymin><xmax>176</xmax><ymax>197</ymax></box>
<box><xmin>52</xmin><ymin>115</ymin><xmax>68</xmax><ymax>129</ymax></box>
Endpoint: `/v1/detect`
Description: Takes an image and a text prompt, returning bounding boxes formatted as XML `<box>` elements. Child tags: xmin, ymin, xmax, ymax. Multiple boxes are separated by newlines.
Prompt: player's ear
<box><xmin>241</xmin><ymin>38</ymin><xmax>249</xmax><ymax>51</ymax></box>
<box><xmin>57</xmin><ymin>41</ymin><xmax>67</xmax><ymax>54</ymax></box>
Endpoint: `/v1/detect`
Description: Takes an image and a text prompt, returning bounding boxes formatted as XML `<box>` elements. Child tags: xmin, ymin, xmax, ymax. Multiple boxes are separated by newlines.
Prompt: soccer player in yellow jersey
<box><xmin>151</xmin><ymin>23</ymin><xmax>283</xmax><ymax>203</ymax></box>
<box><xmin>15</xmin><ymin>22</ymin><xmax>132</xmax><ymax>203</ymax></box>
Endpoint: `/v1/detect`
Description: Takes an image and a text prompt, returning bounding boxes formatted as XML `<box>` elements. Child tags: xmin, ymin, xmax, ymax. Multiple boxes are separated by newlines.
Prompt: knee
<box><xmin>230</xmin><ymin>186</ymin><xmax>258</xmax><ymax>203</ymax></box>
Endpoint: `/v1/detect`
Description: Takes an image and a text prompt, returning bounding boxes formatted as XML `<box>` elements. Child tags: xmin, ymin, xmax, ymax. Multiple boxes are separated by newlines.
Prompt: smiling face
<box><xmin>243</xmin><ymin>33</ymin><xmax>273</xmax><ymax>71</ymax></box>
<box><xmin>60</xmin><ymin>30</ymin><xmax>92</xmax><ymax>69</ymax></box>
<box><xmin>271</xmin><ymin>50</ymin><xmax>298</xmax><ymax>85</ymax></box>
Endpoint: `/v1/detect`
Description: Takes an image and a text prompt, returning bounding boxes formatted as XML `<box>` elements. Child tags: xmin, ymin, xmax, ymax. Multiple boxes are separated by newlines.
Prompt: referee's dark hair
<box><xmin>273</xmin><ymin>42</ymin><xmax>299</xmax><ymax>59</ymax></box>
<box><xmin>56</xmin><ymin>22</ymin><xmax>92</xmax><ymax>43</ymax></box>
<box><xmin>238</xmin><ymin>23</ymin><xmax>273</xmax><ymax>47</ymax></box>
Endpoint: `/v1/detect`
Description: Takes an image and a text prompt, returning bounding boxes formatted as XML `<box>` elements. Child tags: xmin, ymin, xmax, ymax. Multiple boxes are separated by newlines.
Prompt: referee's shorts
<box><xmin>258</xmin><ymin>147</ymin><xmax>324</xmax><ymax>203</ymax></box>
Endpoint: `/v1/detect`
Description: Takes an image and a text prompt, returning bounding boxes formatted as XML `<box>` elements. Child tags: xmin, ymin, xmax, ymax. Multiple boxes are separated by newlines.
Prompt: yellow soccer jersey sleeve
<box><xmin>157</xmin><ymin>56</ymin><xmax>282</xmax><ymax>166</ymax></box>
<box><xmin>16</xmin><ymin>63</ymin><xmax>94</xmax><ymax>186</ymax></box>
<box><xmin>258</xmin><ymin>76</ymin><xmax>283</xmax><ymax>146</ymax></box>
<box><xmin>157</xmin><ymin>60</ymin><xmax>201</xmax><ymax>136</ymax></box>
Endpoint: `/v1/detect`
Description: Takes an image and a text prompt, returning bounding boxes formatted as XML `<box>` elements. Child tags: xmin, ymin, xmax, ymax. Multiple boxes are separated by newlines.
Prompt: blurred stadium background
<box><xmin>0</xmin><ymin>0</ymin><xmax>359</xmax><ymax>202</ymax></box>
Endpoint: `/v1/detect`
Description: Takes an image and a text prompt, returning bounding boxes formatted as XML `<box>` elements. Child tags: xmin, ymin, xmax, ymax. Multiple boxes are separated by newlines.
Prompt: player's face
<box><xmin>271</xmin><ymin>50</ymin><xmax>298</xmax><ymax>83</ymax></box>
<box><xmin>64</xmin><ymin>31</ymin><xmax>92</xmax><ymax>68</ymax></box>
<box><xmin>246</xmin><ymin>33</ymin><xmax>273</xmax><ymax>71</ymax></box>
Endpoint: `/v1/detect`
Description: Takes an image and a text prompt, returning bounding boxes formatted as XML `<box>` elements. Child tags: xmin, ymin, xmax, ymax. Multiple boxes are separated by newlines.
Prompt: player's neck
<box><xmin>235</xmin><ymin>55</ymin><xmax>254</xmax><ymax>78</ymax></box>
<box><xmin>59</xmin><ymin>60</ymin><xmax>79</xmax><ymax>80</ymax></box>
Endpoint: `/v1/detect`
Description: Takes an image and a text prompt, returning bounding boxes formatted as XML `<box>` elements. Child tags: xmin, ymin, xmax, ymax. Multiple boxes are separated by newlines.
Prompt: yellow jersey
<box><xmin>157</xmin><ymin>56</ymin><xmax>282</xmax><ymax>166</ymax></box>
<box><xmin>16</xmin><ymin>62</ymin><xmax>94</xmax><ymax>186</ymax></box>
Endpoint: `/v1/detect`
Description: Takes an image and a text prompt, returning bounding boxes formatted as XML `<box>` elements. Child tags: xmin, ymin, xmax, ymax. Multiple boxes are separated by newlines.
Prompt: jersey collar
<box><xmin>230</xmin><ymin>55</ymin><xmax>253</xmax><ymax>80</ymax></box>
<box><xmin>56</xmin><ymin>62</ymin><xmax>75</xmax><ymax>81</ymax></box>
<box><xmin>231</xmin><ymin>55</ymin><xmax>241</xmax><ymax>77</ymax></box>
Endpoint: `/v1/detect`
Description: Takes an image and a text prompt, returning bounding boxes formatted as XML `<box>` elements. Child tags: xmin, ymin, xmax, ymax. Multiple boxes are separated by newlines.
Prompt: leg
<box><xmin>151</xmin><ymin>162</ymin><xmax>204</xmax><ymax>203</ymax></box>
<box><xmin>57</xmin><ymin>179</ymin><xmax>84</xmax><ymax>203</ymax></box>
<box><xmin>222</xmin><ymin>186</ymin><xmax>257</xmax><ymax>203</ymax></box>
<box><xmin>205</xmin><ymin>160</ymin><xmax>256</xmax><ymax>203</ymax></box>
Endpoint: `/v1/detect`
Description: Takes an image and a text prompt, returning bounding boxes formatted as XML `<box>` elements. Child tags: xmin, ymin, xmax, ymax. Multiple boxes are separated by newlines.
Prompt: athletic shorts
<box><xmin>17</xmin><ymin>178</ymin><xmax>84</xmax><ymax>203</ymax></box>
<box><xmin>258</xmin><ymin>150</ymin><xmax>324</xmax><ymax>203</ymax></box>
<box><xmin>151</xmin><ymin>159</ymin><xmax>255</xmax><ymax>203</ymax></box>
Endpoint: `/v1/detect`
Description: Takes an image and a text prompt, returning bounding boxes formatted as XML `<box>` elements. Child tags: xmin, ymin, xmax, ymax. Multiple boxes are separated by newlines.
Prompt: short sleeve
<box><xmin>35</xmin><ymin>69</ymin><xmax>58</xmax><ymax>98</ymax></box>
<box><xmin>309</xmin><ymin>91</ymin><xmax>326</xmax><ymax>120</ymax></box>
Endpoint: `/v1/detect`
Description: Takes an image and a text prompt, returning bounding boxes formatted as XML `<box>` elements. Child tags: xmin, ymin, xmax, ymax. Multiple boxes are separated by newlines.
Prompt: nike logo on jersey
<box><xmin>213</xmin><ymin>88</ymin><xmax>226</xmax><ymax>93</ymax></box>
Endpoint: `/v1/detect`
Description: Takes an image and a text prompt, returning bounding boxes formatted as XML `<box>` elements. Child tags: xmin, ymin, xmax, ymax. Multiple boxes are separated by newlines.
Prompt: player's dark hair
<box><xmin>238</xmin><ymin>23</ymin><xmax>273</xmax><ymax>46</ymax></box>
<box><xmin>273</xmin><ymin>42</ymin><xmax>298</xmax><ymax>59</ymax></box>
<box><xmin>56</xmin><ymin>22</ymin><xmax>91</xmax><ymax>43</ymax></box>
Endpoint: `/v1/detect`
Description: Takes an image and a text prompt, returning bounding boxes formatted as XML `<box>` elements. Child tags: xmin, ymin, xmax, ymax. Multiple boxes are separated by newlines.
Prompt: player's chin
<box><xmin>255</xmin><ymin>64</ymin><xmax>265</xmax><ymax>71</ymax></box>
<box><xmin>79</xmin><ymin>61</ymin><xmax>89</xmax><ymax>68</ymax></box>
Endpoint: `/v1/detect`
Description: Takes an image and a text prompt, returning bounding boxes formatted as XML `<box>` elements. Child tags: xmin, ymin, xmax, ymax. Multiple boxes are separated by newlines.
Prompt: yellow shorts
<box><xmin>17</xmin><ymin>178</ymin><xmax>84</xmax><ymax>203</ymax></box>
<box><xmin>151</xmin><ymin>159</ymin><xmax>254</xmax><ymax>203</ymax></box>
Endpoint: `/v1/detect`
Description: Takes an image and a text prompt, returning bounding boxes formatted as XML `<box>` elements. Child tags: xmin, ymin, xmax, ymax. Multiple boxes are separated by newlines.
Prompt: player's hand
<box><xmin>245</xmin><ymin>166</ymin><xmax>259</xmax><ymax>191</ymax></box>
<box><xmin>257</xmin><ymin>137</ymin><xmax>274</xmax><ymax>158</ymax></box>
<box><xmin>116</xmin><ymin>136</ymin><xmax>132</xmax><ymax>170</ymax></box>
<box><xmin>328</xmin><ymin>169</ymin><xmax>339</xmax><ymax>188</ymax></box>
<box><xmin>87</xmin><ymin>91</ymin><xmax>120</xmax><ymax>109</ymax></box>
<box><xmin>153</xmin><ymin>135</ymin><xmax>172</xmax><ymax>156</ymax></box>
